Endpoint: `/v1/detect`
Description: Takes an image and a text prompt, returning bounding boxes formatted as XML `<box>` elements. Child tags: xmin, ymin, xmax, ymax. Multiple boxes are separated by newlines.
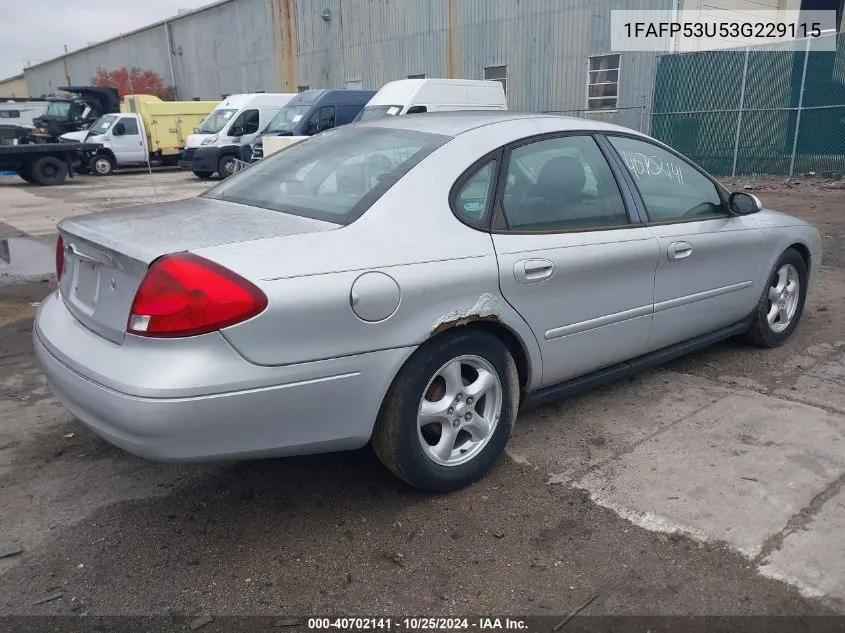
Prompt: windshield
<box><xmin>46</xmin><ymin>101</ymin><xmax>71</xmax><ymax>117</ymax></box>
<box><xmin>198</xmin><ymin>108</ymin><xmax>237</xmax><ymax>134</ymax></box>
<box><xmin>203</xmin><ymin>127</ymin><xmax>448</xmax><ymax>225</ymax></box>
<box><xmin>88</xmin><ymin>114</ymin><xmax>119</xmax><ymax>135</ymax></box>
<box><xmin>264</xmin><ymin>105</ymin><xmax>313</xmax><ymax>134</ymax></box>
<box><xmin>353</xmin><ymin>105</ymin><xmax>403</xmax><ymax>122</ymax></box>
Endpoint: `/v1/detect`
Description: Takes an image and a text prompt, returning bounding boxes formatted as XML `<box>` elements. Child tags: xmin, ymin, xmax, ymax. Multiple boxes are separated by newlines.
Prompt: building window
<box><xmin>408</xmin><ymin>73</ymin><xmax>426</xmax><ymax>79</ymax></box>
<box><xmin>484</xmin><ymin>65</ymin><xmax>507</xmax><ymax>95</ymax></box>
<box><xmin>587</xmin><ymin>54</ymin><xmax>620</xmax><ymax>111</ymax></box>
<box><xmin>346</xmin><ymin>79</ymin><xmax>362</xmax><ymax>90</ymax></box>
<box><xmin>297</xmin><ymin>85</ymin><xmax>310</xmax><ymax>92</ymax></box>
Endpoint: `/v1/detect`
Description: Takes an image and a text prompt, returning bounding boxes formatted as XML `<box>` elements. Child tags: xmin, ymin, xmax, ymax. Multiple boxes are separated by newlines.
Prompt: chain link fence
<box><xmin>650</xmin><ymin>31</ymin><xmax>845</xmax><ymax>177</ymax></box>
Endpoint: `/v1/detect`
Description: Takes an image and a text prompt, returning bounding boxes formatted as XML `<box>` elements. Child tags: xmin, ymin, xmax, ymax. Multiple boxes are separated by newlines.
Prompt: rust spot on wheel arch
<box><xmin>429</xmin><ymin>313</ymin><xmax>502</xmax><ymax>338</ymax></box>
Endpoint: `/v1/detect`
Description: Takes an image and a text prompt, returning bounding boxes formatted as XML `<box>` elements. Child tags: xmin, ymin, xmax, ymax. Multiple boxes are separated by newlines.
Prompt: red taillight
<box><xmin>56</xmin><ymin>236</ymin><xmax>64</xmax><ymax>281</ymax></box>
<box><xmin>127</xmin><ymin>253</ymin><xmax>267</xmax><ymax>338</ymax></box>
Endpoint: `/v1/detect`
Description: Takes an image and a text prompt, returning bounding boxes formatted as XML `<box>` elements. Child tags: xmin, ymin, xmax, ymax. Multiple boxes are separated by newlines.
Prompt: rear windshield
<box><xmin>202</xmin><ymin>126</ymin><xmax>449</xmax><ymax>225</ymax></box>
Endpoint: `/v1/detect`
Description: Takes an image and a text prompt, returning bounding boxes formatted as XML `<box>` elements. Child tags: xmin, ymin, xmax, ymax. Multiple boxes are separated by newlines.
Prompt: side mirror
<box><xmin>304</xmin><ymin>121</ymin><xmax>318</xmax><ymax>136</ymax></box>
<box><xmin>112</xmin><ymin>123</ymin><xmax>125</xmax><ymax>136</ymax></box>
<box><xmin>729</xmin><ymin>191</ymin><xmax>762</xmax><ymax>215</ymax></box>
<box><xmin>230</xmin><ymin>126</ymin><xmax>244</xmax><ymax>138</ymax></box>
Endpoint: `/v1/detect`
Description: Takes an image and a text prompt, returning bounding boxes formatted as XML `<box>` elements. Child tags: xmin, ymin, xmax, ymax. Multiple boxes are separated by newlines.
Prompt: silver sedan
<box><xmin>34</xmin><ymin>112</ymin><xmax>822</xmax><ymax>491</ymax></box>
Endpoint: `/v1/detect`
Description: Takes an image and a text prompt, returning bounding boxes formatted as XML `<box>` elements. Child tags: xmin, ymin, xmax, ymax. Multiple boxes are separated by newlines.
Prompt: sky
<box><xmin>0</xmin><ymin>0</ymin><xmax>212</xmax><ymax>80</ymax></box>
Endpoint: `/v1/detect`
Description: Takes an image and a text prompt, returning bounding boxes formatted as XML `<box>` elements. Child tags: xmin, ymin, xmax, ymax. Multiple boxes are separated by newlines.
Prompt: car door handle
<box><xmin>514</xmin><ymin>259</ymin><xmax>555</xmax><ymax>284</ymax></box>
<box><xmin>668</xmin><ymin>242</ymin><xmax>693</xmax><ymax>261</ymax></box>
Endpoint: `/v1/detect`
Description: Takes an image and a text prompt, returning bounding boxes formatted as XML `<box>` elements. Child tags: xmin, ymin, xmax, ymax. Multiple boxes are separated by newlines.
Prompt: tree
<box><xmin>91</xmin><ymin>67</ymin><xmax>176</xmax><ymax>100</ymax></box>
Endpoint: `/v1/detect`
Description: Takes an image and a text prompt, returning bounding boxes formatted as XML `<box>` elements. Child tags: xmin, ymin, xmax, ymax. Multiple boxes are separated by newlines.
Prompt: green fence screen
<box><xmin>651</xmin><ymin>32</ymin><xmax>845</xmax><ymax>177</ymax></box>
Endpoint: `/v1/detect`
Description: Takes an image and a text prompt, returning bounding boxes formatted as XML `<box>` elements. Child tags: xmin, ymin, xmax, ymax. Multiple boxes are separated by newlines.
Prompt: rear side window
<box><xmin>453</xmin><ymin>160</ymin><xmax>498</xmax><ymax>226</ymax></box>
<box><xmin>502</xmin><ymin>135</ymin><xmax>629</xmax><ymax>231</ymax></box>
<box><xmin>203</xmin><ymin>127</ymin><xmax>449</xmax><ymax>225</ymax></box>
<box><xmin>0</xmin><ymin>110</ymin><xmax>20</xmax><ymax>119</ymax></box>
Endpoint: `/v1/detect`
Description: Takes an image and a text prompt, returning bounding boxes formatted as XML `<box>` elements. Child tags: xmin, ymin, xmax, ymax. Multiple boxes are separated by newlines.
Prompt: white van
<box><xmin>353</xmin><ymin>79</ymin><xmax>507</xmax><ymax>121</ymax></box>
<box><xmin>0</xmin><ymin>99</ymin><xmax>49</xmax><ymax>129</ymax></box>
<box><xmin>180</xmin><ymin>93</ymin><xmax>295</xmax><ymax>178</ymax></box>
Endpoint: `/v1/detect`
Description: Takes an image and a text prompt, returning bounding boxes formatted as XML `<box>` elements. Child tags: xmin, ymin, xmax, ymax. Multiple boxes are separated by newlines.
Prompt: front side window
<box><xmin>203</xmin><ymin>127</ymin><xmax>448</xmax><ymax>225</ymax></box>
<box><xmin>118</xmin><ymin>117</ymin><xmax>139</xmax><ymax>135</ymax></box>
<box><xmin>501</xmin><ymin>135</ymin><xmax>629</xmax><ymax>231</ymax></box>
<box><xmin>453</xmin><ymin>160</ymin><xmax>498</xmax><ymax>226</ymax></box>
<box><xmin>607</xmin><ymin>136</ymin><xmax>725</xmax><ymax>222</ymax></box>
<box><xmin>231</xmin><ymin>109</ymin><xmax>259</xmax><ymax>135</ymax></box>
<box><xmin>198</xmin><ymin>108</ymin><xmax>237</xmax><ymax>134</ymax></box>
<box><xmin>318</xmin><ymin>106</ymin><xmax>335</xmax><ymax>131</ymax></box>
<box><xmin>304</xmin><ymin>106</ymin><xmax>335</xmax><ymax>135</ymax></box>
<box><xmin>587</xmin><ymin>54</ymin><xmax>620</xmax><ymax>111</ymax></box>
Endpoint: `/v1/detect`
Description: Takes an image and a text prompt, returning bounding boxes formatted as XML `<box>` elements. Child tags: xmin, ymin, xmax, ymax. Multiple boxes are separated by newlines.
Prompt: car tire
<box><xmin>192</xmin><ymin>171</ymin><xmax>214</xmax><ymax>179</ymax></box>
<box><xmin>90</xmin><ymin>154</ymin><xmax>115</xmax><ymax>176</ymax></box>
<box><xmin>17</xmin><ymin>167</ymin><xmax>35</xmax><ymax>183</ymax></box>
<box><xmin>217</xmin><ymin>154</ymin><xmax>237</xmax><ymax>179</ymax></box>
<box><xmin>372</xmin><ymin>329</ymin><xmax>519</xmax><ymax>492</ymax></box>
<box><xmin>31</xmin><ymin>156</ymin><xmax>68</xmax><ymax>186</ymax></box>
<box><xmin>745</xmin><ymin>247</ymin><xmax>808</xmax><ymax>348</ymax></box>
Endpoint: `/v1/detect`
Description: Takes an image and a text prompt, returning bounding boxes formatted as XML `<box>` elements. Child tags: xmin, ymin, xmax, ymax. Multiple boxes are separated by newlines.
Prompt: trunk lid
<box><xmin>58</xmin><ymin>197</ymin><xmax>339</xmax><ymax>344</ymax></box>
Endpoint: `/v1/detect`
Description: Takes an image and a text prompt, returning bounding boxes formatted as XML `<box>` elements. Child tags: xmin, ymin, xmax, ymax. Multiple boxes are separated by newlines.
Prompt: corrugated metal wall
<box><xmin>22</xmin><ymin>0</ymin><xmax>668</xmax><ymax>130</ymax></box>
<box><xmin>24</xmin><ymin>25</ymin><xmax>173</xmax><ymax>97</ymax></box>
<box><xmin>294</xmin><ymin>0</ymin><xmax>449</xmax><ymax>90</ymax></box>
<box><xmin>169</xmin><ymin>0</ymin><xmax>279</xmax><ymax>99</ymax></box>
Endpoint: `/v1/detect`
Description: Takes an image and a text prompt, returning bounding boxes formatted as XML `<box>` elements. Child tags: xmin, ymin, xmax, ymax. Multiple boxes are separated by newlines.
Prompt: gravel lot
<box><xmin>0</xmin><ymin>170</ymin><xmax>843</xmax><ymax>620</ymax></box>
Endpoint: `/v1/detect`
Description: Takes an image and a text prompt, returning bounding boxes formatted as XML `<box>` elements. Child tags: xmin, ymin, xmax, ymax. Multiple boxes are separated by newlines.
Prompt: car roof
<box><xmin>351</xmin><ymin>111</ymin><xmax>643</xmax><ymax>138</ymax></box>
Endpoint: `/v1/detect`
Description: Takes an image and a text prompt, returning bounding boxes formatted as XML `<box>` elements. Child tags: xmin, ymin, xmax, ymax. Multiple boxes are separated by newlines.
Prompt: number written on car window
<box><xmin>607</xmin><ymin>136</ymin><xmax>725</xmax><ymax>222</ymax></box>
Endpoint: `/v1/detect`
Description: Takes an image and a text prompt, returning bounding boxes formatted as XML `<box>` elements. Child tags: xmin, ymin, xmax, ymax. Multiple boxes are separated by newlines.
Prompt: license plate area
<box><xmin>71</xmin><ymin>260</ymin><xmax>100</xmax><ymax>314</ymax></box>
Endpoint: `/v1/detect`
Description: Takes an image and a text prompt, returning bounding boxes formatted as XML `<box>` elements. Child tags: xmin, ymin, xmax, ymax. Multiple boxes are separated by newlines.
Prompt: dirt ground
<box><xmin>0</xmin><ymin>172</ymin><xmax>843</xmax><ymax>623</ymax></box>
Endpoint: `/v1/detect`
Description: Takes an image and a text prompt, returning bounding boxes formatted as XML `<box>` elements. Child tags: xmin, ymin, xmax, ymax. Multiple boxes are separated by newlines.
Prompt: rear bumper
<box><xmin>34</xmin><ymin>291</ymin><xmax>413</xmax><ymax>462</ymax></box>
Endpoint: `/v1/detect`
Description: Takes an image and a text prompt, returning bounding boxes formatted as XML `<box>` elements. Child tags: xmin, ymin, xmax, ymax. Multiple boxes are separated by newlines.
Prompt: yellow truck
<box><xmin>60</xmin><ymin>94</ymin><xmax>218</xmax><ymax>175</ymax></box>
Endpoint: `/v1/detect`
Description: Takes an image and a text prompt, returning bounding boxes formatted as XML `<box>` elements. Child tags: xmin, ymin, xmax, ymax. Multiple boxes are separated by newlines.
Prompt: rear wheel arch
<box><xmin>373</xmin><ymin>319</ymin><xmax>534</xmax><ymax>443</ymax></box>
<box><xmin>424</xmin><ymin>319</ymin><xmax>533</xmax><ymax>395</ymax></box>
<box><xmin>371</xmin><ymin>326</ymin><xmax>520</xmax><ymax>491</ymax></box>
<box><xmin>456</xmin><ymin>320</ymin><xmax>532</xmax><ymax>395</ymax></box>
